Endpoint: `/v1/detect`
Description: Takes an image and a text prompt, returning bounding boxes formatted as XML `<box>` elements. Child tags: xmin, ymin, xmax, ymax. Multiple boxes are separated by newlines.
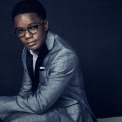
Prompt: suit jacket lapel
<box><xmin>32</xmin><ymin>42</ymin><xmax>49</xmax><ymax>92</ymax></box>
<box><xmin>35</xmin><ymin>42</ymin><xmax>49</xmax><ymax>73</ymax></box>
<box><xmin>26</xmin><ymin>49</ymin><xmax>34</xmax><ymax>81</ymax></box>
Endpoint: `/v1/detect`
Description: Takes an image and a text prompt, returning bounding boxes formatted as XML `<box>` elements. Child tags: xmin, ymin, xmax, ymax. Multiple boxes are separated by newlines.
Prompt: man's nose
<box><xmin>24</xmin><ymin>30</ymin><xmax>33</xmax><ymax>39</ymax></box>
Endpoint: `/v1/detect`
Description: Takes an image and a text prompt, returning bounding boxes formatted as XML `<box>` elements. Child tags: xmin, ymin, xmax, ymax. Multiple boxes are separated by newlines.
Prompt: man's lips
<box><xmin>27</xmin><ymin>41</ymin><xmax>36</xmax><ymax>46</ymax></box>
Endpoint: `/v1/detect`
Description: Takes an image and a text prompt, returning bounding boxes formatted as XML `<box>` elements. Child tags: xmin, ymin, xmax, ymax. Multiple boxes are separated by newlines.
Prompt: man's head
<box><xmin>12</xmin><ymin>0</ymin><xmax>46</xmax><ymax>22</ymax></box>
<box><xmin>12</xmin><ymin>0</ymin><xmax>48</xmax><ymax>52</ymax></box>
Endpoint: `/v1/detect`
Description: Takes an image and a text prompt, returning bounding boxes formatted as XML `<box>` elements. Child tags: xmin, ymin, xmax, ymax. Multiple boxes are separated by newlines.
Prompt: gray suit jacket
<box><xmin>0</xmin><ymin>32</ymin><xmax>96</xmax><ymax>122</ymax></box>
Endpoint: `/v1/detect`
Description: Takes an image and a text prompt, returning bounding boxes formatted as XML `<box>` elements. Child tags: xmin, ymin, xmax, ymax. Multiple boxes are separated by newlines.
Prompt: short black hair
<box><xmin>12</xmin><ymin>0</ymin><xmax>46</xmax><ymax>22</ymax></box>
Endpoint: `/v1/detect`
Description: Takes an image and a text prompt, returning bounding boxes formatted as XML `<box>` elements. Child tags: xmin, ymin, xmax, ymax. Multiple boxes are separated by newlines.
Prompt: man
<box><xmin>0</xmin><ymin>0</ymin><xmax>97</xmax><ymax>122</ymax></box>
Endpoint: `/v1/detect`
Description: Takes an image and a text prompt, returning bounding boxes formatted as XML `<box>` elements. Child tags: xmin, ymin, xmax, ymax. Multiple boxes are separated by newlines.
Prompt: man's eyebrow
<box><xmin>28</xmin><ymin>22</ymin><xmax>40</xmax><ymax>26</ymax></box>
<box><xmin>15</xmin><ymin>22</ymin><xmax>40</xmax><ymax>29</ymax></box>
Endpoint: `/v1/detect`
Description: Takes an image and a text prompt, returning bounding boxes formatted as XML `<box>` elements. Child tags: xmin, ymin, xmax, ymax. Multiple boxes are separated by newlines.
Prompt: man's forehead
<box><xmin>14</xmin><ymin>13</ymin><xmax>41</xmax><ymax>27</ymax></box>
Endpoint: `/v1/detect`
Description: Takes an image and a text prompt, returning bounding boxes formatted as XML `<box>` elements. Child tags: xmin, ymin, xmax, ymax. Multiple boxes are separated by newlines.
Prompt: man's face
<box><xmin>14</xmin><ymin>13</ymin><xmax>48</xmax><ymax>51</ymax></box>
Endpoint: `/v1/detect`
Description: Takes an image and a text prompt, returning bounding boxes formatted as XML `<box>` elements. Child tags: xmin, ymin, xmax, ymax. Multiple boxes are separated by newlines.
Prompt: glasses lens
<box><xmin>28</xmin><ymin>24</ymin><xmax>39</xmax><ymax>34</ymax></box>
<box><xmin>15</xmin><ymin>28</ymin><xmax>25</xmax><ymax>37</ymax></box>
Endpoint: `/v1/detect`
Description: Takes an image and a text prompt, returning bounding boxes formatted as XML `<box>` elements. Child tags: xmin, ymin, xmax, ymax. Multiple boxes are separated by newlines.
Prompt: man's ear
<box><xmin>44</xmin><ymin>20</ymin><xmax>48</xmax><ymax>31</ymax></box>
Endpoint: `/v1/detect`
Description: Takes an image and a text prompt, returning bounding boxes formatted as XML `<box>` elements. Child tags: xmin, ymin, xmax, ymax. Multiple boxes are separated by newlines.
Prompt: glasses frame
<box><xmin>14</xmin><ymin>20</ymin><xmax>45</xmax><ymax>38</ymax></box>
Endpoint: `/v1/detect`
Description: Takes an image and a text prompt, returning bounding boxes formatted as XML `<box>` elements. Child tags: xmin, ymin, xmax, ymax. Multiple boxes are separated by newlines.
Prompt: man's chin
<box><xmin>27</xmin><ymin>46</ymin><xmax>39</xmax><ymax>51</ymax></box>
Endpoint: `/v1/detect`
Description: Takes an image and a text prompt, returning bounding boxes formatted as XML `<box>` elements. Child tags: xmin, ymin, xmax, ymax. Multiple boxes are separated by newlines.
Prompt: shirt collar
<box><xmin>30</xmin><ymin>50</ymin><xmax>38</xmax><ymax>58</ymax></box>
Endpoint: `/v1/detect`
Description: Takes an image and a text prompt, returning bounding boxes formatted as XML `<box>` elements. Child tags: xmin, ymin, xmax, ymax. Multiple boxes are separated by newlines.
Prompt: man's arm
<box><xmin>18</xmin><ymin>69</ymin><xmax>32</xmax><ymax>97</ymax></box>
<box><xmin>18</xmin><ymin>48</ymin><xmax>32</xmax><ymax>97</ymax></box>
<box><xmin>0</xmin><ymin>49</ymin><xmax>78</xmax><ymax>115</ymax></box>
<box><xmin>0</xmin><ymin>54</ymin><xmax>33</xmax><ymax>120</ymax></box>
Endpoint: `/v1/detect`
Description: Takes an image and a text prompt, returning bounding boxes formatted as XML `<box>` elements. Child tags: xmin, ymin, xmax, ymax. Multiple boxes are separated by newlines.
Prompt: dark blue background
<box><xmin>0</xmin><ymin>0</ymin><xmax>122</xmax><ymax>118</ymax></box>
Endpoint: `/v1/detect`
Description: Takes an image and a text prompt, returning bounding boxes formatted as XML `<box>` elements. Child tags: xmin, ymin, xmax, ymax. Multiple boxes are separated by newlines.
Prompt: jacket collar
<box><xmin>45</xmin><ymin>31</ymin><xmax>55</xmax><ymax>51</ymax></box>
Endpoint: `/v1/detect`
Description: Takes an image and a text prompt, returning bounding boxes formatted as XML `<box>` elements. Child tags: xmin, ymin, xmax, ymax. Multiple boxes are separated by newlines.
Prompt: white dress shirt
<box><xmin>30</xmin><ymin>50</ymin><xmax>38</xmax><ymax>73</ymax></box>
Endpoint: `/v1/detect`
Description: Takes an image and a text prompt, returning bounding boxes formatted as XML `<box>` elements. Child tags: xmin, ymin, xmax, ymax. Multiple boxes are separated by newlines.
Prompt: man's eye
<box><xmin>17</xmin><ymin>29</ymin><xmax>24</xmax><ymax>34</ymax></box>
<box><xmin>29</xmin><ymin>25</ymin><xmax>39</xmax><ymax>30</ymax></box>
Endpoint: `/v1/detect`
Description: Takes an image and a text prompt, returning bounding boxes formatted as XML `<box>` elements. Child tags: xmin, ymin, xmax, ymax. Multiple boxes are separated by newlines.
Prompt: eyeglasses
<box><xmin>14</xmin><ymin>20</ymin><xmax>44</xmax><ymax>38</ymax></box>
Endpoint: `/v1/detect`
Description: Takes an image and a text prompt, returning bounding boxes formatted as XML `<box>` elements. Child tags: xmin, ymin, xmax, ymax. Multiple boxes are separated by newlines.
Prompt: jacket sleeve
<box><xmin>18</xmin><ymin>68</ymin><xmax>32</xmax><ymax>96</ymax></box>
<box><xmin>0</xmin><ymin>49</ymin><xmax>79</xmax><ymax>115</ymax></box>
